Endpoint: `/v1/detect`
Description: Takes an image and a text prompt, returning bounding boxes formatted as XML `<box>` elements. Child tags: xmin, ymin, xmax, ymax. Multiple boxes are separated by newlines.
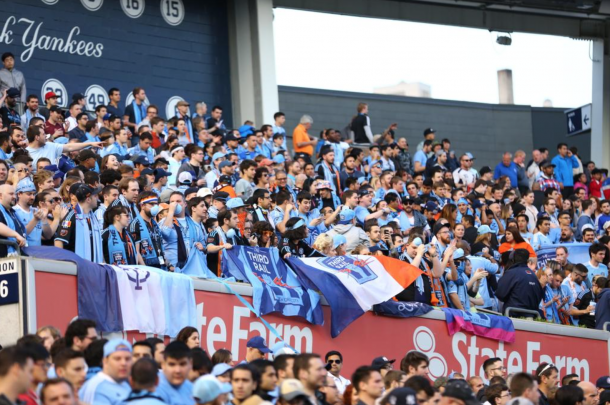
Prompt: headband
<box><xmin>140</xmin><ymin>197</ymin><xmax>159</xmax><ymax>205</ymax></box>
<box><xmin>287</xmin><ymin>219</ymin><xmax>305</xmax><ymax>231</ymax></box>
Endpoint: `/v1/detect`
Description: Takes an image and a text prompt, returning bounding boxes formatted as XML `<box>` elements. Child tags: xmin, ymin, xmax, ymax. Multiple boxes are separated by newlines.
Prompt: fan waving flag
<box><xmin>288</xmin><ymin>255</ymin><xmax>423</xmax><ymax>337</ymax></box>
<box><xmin>222</xmin><ymin>246</ymin><xmax>324</xmax><ymax>325</ymax></box>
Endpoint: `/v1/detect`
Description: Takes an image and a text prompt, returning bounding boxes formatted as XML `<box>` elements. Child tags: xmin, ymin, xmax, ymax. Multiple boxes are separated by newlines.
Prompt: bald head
<box><xmin>577</xmin><ymin>381</ymin><xmax>598</xmax><ymax>405</ymax></box>
<box><xmin>0</xmin><ymin>184</ymin><xmax>16</xmax><ymax>208</ymax></box>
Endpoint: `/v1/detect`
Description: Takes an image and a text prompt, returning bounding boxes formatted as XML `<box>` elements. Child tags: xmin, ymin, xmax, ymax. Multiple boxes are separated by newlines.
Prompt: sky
<box><xmin>273</xmin><ymin>8</ymin><xmax>593</xmax><ymax>109</ymax></box>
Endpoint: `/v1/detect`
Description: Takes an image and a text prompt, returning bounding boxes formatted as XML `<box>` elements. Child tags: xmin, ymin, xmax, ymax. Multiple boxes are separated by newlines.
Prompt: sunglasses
<box><xmin>328</xmin><ymin>360</ymin><xmax>342</xmax><ymax>364</ymax></box>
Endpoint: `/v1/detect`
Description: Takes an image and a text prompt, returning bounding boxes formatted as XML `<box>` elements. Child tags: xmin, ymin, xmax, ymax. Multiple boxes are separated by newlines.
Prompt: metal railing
<box><xmin>504</xmin><ymin>307</ymin><xmax>541</xmax><ymax>319</ymax></box>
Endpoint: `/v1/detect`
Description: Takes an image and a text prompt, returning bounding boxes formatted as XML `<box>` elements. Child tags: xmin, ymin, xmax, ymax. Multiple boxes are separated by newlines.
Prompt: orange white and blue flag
<box><xmin>288</xmin><ymin>255</ymin><xmax>422</xmax><ymax>337</ymax></box>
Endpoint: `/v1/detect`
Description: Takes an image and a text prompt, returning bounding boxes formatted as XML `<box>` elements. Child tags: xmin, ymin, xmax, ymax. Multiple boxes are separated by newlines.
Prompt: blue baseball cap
<box><xmin>457</xmin><ymin>198</ymin><xmax>469</xmax><ymax>206</ymax></box>
<box><xmin>370</xmin><ymin>160</ymin><xmax>382</xmax><ymax>168</ymax></box>
<box><xmin>453</xmin><ymin>248</ymin><xmax>465</xmax><ymax>260</ymax></box>
<box><xmin>212</xmin><ymin>152</ymin><xmax>226</xmax><ymax>161</ymax></box>
<box><xmin>337</xmin><ymin>208</ymin><xmax>356</xmax><ymax>225</ymax></box>
<box><xmin>238</xmin><ymin>125</ymin><xmax>255</xmax><ymax>137</ymax></box>
<box><xmin>333</xmin><ymin>234</ymin><xmax>347</xmax><ymax>249</ymax></box>
<box><xmin>273</xmin><ymin>154</ymin><xmax>285</xmax><ymax>164</ymax></box>
<box><xmin>193</xmin><ymin>375</ymin><xmax>233</xmax><ymax>404</ymax></box>
<box><xmin>477</xmin><ymin>225</ymin><xmax>493</xmax><ymax>235</ymax></box>
<box><xmin>211</xmin><ymin>363</ymin><xmax>233</xmax><ymax>377</ymax></box>
<box><xmin>153</xmin><ymin>168</ymin><xmax>172</xmax><ymax>182</ymax></box>
<box><xmin>246</xmin><ymin>336</ymin><xmax>270</xmax><ymax>353</ymax></box>
<box><xmin>103</xmin><ymin>339</ymin><xmax>132</xmax><ymax>358</ymax></box>
<box><xmin>425</xmin><ymin>201</ymin><xmax>439</xmax><ymax>213</ymax></box>
<box><xmin>227</xmin><ymin>197</ymin><xmax>245</xmax><ymax>210</ymax></box>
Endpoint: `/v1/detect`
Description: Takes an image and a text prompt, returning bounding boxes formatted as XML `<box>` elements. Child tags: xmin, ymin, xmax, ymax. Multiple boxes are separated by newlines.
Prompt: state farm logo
<box><xmin>413</xmin><ymin>326</ymin><xmax>447</xmax><ymax>381</ymax></box>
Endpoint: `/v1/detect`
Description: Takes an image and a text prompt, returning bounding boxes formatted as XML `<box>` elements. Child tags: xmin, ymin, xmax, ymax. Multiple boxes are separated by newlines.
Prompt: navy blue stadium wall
<box><xmin>0</xmin><ymin>0</ymin><xmax>232</xmax><ymax>122</ymax></box>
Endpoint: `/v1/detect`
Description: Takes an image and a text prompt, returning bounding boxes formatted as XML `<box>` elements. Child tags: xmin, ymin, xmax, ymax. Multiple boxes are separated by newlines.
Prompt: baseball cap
<box><xmin>384</xmin><ymin>388</ymin><xmax>418</xmax><ymax>405</ymax></box>
<box><xmin>219</xmin><ymin>160</ymin><xmax>235</xmax><ymax>170</ymax></box>
<box><xmin>477</xmin><ymin>225</ymin><xmax>493</xmax><ymax>235</ymax></box>
<box><xmin>153</xmin><ymin>168</ymin><xmax>172</xmax><ymax>182</ymax></box>
<box><xmin>49</xmin><ymin>106</ymin><xmax>63</xmax><ymax>114</ymax></box>
<box><xmin>357</xmin><ymin>177</ymin><xmax>368</xmax><ymax>185</ymax></box>
<box><xmin>424</xmin><ymin>128</ymin><xmax>436</xmax><ymax>136</ymax></box>
<box><xmin>133</xmin><ymin>156</ymin><xmax>151</xmax><ymax>166</ymax></box>
<box><xmin>425</xmin><ymin>201</ymin><xmax>439</xmax><ymax>213</ymax></box>
<box><xmin>193</xmin><ymin>375</ymin><xmax>232</xmax><ymax>404</ymax></box>
<box><xmin>596</xmin><ymin>376</ymin><xmax>610</xmax><ymax>389</ymax></box>
<box><xmin>185</xmin><ymin>187</ymin><xmax>199</xmax><ymax>199</ymax></box>
<box><xmin>271</xmin><ymin>342</ymin><xmax>297</xmax><ymax>356</ymax></box>
<box><xmin>246</xmin><ymin>336</ymin><xmax>270</xmax><ymax>353</ymax></box>
<box><xmin>225</xmin><ymin>133</ymin><xmax>240</xmax><ymax>142</ymax></box>
<box><xmin>72</xmin><ymin>93</ymin><xmax>85</xmax><ymax>102</ymax></box>
<box><xmin>370</xmin><ymin>160</ymin><xmax>382</xmax><ymax>169</ymax></box>
<box><xmin>212</xmin><ymin>363</ymin><xmax>233</xmax><ymax>377</ymax></box>
<box><xmin>433</xmin><ymin>222</ymin><xmax>451</xmax><ymax>235</ymax></box>
<box><xmin>358</xmin><ymin>189</ymin><xmax>372</xmax><ymax>197</ymax></box>
<box><xmin>218</xmin><ymin>175</ymin><xmax>232</xmax><ymax>185</ymax></box>
<box><xmin>457</xmin><ymin>198</ymin><xmax>469</xmax><ymax>206</ymax></box>
<box><xmin>44</xmin><ymin>91</ymin><xmax>57</xmax><ymax>101</ymax></box>
<box><xmin>6</xmin><ymin>88</ymin><xmax>20</xmax><ymax>98</ymax></box>
<box><xmin>453</xmin><ymin>248</ymin><xmax>465</xmax><ymax>260</ymax></box>
<box><xmin>371</xmin><ymin>356</ymin><xmax>395</xmax><ymax>370</ymax></box>
<box><xmin>369</xmin><ymin>245</ymin><xmax>382</xmax><ymax>254</ymax></box>
<box><xmin>212</xmin><ymin>152</ymin><xmax>226</xmax><ymax>161</ymax></box>
<box><xmin>213</xmin><ymin>191</ymin><xmax>230</xmax><ymax>203</ymax></box>
<box><xmin>465</xmin><ymin>152</ymin><xmax>475</xmax><ymax>160</ymax></box>
<box><xmin>178</xmin><ymin>171</ymin><xmax>193</xmax><ymax>185</ymax></box>
<box><xmin>541</xmin><ymin>160</ymin><xmax>556</xmax><ymax>168</ymax></box>
<box><xmin>280</xmin><ymin>379</ymin><xmax>308</xmax><ymax>401</ymax></box>
<box><xmin>333</xmin><ymin>234</ymin><xmax>347</xmax><ymax>249</ymax></box>
<box><xmin>581</xmin><ymin>223</ymin><xmax>595</xmax><ymax>232</ymax></box>
<box><xmin>140</xmin><ymin>168</ymin><xmax>155</xmax><ymax>177</ymax></box>
<box><xmin>443</xmin><ymin>379</ymin><xmax>479</xmax><ymax>405</ymax></box>
<box><xmin>197</xmin><ymin>188</ymin><xmax>213</xmax><ymax>198</ymax></box>
<box><xmin>227</xmin><ymin>197</ymin><xmax>245</xmax><ymax>210</ymax></box>
<box><xmin>177</xmin><ymin>100</ymin><xmax>190</xmax><ymax>107</ymax></box>
<box><xmin>16</xmin><ymin>178</ymin><xmax>36</xmax><ymax>193</ymax></box>
<box><xmin>316</xmin><ymin>180</ymin><xmax>332</xmax><ymax>190</ymax></box>
<box><xmin>273</xmin><ymin>154</ymin><xmax>285</xmax><ymax>164</ymax></box>
<box><xmin>337</xmin><ymin>208</ymin><xmax>355</xmax><ymax>225</ymax></box>
<box><xmin>259</xmin><ymin>158</ymin><xmax>274</xmax><ymax>167</ymax></box>
<box><xmin>103</xmin><ymin>339</ymin><xmax>132</xmax><ymax>358</ymax></box>
<box><xmin>71</xmin><ymin>184</ymin><xmax>102</xmax><ymax>201</ymax></box>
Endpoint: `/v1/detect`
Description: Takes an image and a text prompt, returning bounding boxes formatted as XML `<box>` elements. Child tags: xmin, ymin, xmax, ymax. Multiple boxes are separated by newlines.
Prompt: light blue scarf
<box><xmin>132</xmin><ymin>101</ymin><xmax>146</xmax><ymax>125</ymax></box>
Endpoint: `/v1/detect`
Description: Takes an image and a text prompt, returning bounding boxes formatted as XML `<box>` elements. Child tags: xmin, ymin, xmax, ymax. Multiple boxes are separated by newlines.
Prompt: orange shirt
<box><xmin>292</xmin><ymin>124</ymin><xmax>313</xmax><ymax>156</ymax></box>
<box><xmin>498</xmin><ymin>241</ymin><xmax>537</xmax><ymax>258</ymax></box>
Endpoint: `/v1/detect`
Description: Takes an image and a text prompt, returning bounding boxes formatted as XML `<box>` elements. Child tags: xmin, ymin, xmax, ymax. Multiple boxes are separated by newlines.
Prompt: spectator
<box><xmin>54</xmin><ymin>349</ymin><xmax>87</xmax><ymax>393</ymax></box>
<box><xmin>496</xmin><ymin>249</ymin><xmax>543</xmax><ymax>316</ymax></box>
<box><xmin>555</xmin><ymin>385</ymin><xmax>584</xmax><ymax>405</ymax></box>
<box><xmin>535</xmin><ymin>363</ymin><xmax>558</xmax><ymax>405</ymax></box>
<box><xmin>577</xmin><ymin>381</ymin><xmax>599</xmax><ymax>405</ymax></box>
<box><xmin>351</xmin><ymin>366</ymin><xmax>383</xmax><ymax>405</ymax></box>
<box><xmin>154</xmin><ymin>341</ymin><xmax>194</xmax><ymax>404</ymax></box>
<box><xmin>551</xmin><ymin>143</ymin><xmax>580</xmax><ymax>198</ymax></box>
<box><xmin>0</xmin><ymin>53</ymin><xmax>26</xmax><ymax>99</ymax></box>
<box><xmin>400</xmin><ymin>351</ymin><xmax>429</xmax><ymax>381</ymax></box>
<box><xmin>123</xmin><ymin>358</ymin><xmax>165</xmax><ymax>404</ymax></box>
<box><xmin>79</xmin><ymin>339</ymin><xmax>133</xmax><ymax>404</ymax></box>
<box><xmin>493</xmin><ymin>152</ymin><xmax>518</xmax><ymax>188</ymax></box>
<box><xmin>193</xmin><ymin>374</ymin><xmax>232</xmax><ymax>405</ymax></box>
<box><xmin>506</xmin><ymin>373</ymin><xmax>540</xmax><ymax>405</ymax></box>
<box><xmin>40</xmin><ymin>378</ymin><xmax>78</xmax><ymax>405</ymax></box>
<box><xmin>325</xmin><ymin>351</ymin><xmax>351</xmax><ymax>395</ymax></box>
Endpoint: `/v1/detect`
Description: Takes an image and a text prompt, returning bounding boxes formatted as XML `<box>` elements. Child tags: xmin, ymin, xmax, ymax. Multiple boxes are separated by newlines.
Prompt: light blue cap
<box><xmin>333</xmin><ymin>234</ymin><xmax>347</xmax><ymax>249</ymax></box>
<box><xmin>226</xmin><ymin>197</ymin><xmax>245</xmax><ymax>210</ymax></box>
<box><xmin>477</xmin><ymin>225</ymin><xmax>493</xmax><ymax>235</ymax></box>
<box><xmin>338</xmin><ymin>208</ymin><xmax>356</xmax><ymax>225</ymax></box>
<box><xmin>103</xmin><ymin>339</ymin><xmax>132</xmax><ymax>358</ymax></box>
<box><xmin>271</xmin><ymin>341</ymin><xmax>297</xmax><ymax>356</ymax></box>
<box><xmin>453</xmin><ymin>248</ymin><xmax>465</xmax><ymax>260</ymax></box>
<box><xmin>273</xmin><ymin>154</ymin><xmax>285</xmax><ymax>164</ymax></box>
<box><xmin>54</xmin><ymin>136</ymin><xmax>69</xmax><ymax>145</ymax></box>
<box><xmin>193</xmin><ymin>375</ymin><xmax>233</xmax><ymax>403</ymax></box>
<box><xmin>457</xmin><ymin>198</ymin><xmax>469</xmax><ymax>205</ymax></box>
<box><xmin>211</xmin><ymin>363</ymin><xmax>233</xmax><ymax>377</ymax></box>
<box><xmin>212</xmin><ymin>152</ymin><xmax>226</xmax><ymax>161</ymax></box>
<box><xmin>16</xmin><ymin>178</ymin><xmax>36</xmax><ymax>193</ymax></box>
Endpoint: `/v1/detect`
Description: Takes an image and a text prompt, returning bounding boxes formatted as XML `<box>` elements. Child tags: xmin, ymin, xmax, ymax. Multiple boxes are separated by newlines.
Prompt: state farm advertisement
<box><xmin>36</xmin><ymin>271</ymin><xmax>608</xmax><ymax>380</ymax></box>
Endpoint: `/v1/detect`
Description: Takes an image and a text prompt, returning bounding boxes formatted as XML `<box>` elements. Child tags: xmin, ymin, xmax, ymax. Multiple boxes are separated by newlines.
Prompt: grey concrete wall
<box><xmin>278</xmin><ymin>86</ymin><xmax>535</xmax><ymax>170</ymax></box>
<box><xmin>531</xmin><ymin>107</ymin><xmax>591</xmax><ymax>164</ymax></box>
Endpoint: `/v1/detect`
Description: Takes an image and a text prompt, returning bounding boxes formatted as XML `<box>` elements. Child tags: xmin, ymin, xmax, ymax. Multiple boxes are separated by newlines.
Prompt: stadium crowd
<box><xmin>1</xmin><ymin>47</ymin><xmax>610</xmax><ymax>326</ymax></box>
<box><xmin>1</xmin><ymin>322</ymin><xmax>609</xmax><ymax>405</ymax></box>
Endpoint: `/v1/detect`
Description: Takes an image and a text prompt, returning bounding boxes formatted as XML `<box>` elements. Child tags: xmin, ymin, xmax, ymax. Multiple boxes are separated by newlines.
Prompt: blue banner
<box><xmin>24</xmin><ymin>246</ymin><xmax>124</xmax><ymax>332</ymax></box>
<box><xmin>373</xmin><ymin>301</ymin><xmax>434</xmax><ymax>318</ymax></box>
<box><xmin>222</xmin><ymin>246</ymin><xmax>323</xmax><ymax>325</ymax></box>
<box><xmin>536</xmin><ymin>243</ymin><xmax>590</xmax><ymax>267</ymax></box>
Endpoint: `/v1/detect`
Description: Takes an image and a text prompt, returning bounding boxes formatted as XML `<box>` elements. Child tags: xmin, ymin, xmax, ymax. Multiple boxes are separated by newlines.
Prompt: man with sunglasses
<box><xmin>325</xmin><ymin>351</ymin><xmax>350</xmax><ymax>395</ymax></box>
<box><xmin>535</xmin><ymin>363</ymin><xmax>558</xmax><ymax>405</ymax></box>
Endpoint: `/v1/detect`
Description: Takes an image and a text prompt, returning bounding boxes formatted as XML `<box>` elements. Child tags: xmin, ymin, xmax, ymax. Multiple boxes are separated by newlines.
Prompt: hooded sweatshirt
<box><xmin>595</xmin><ymin>288</ymin><xmax>610</xmax><ymax>330</ymax></box>
<box><xmin>326</xmin><ymin>223</ymin><xmax>369</xmax><ymax>254</ymax></box>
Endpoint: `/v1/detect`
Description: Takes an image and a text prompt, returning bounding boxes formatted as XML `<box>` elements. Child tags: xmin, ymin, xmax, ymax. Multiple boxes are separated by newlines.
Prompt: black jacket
<box><xmin>496</xmin><ymin>264</ymin><xmax>544</xmax><ymax>315</ymax></box>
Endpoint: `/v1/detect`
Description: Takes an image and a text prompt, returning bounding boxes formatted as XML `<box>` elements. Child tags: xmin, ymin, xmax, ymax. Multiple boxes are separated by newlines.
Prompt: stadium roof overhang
<box><xmin>273</xmin><ymin>0</ymin><xmax>610</xmax><ymax>39</ymax></box>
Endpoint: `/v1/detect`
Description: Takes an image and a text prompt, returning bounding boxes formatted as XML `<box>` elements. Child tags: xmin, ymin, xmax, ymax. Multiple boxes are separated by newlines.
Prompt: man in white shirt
<box><xmin>65</xmin><ymin>102</ymin><xmax>83</xmax><ymax>132</ymax></box>
<box><xmin>25</xmin><ymin>125</ymin><xmax>102</xmax><ymax>172</ymax></box>
<box><xmin>325</xmin><ymin>351</ymin><xmax>351</xmax><ymax>395</ymax></box>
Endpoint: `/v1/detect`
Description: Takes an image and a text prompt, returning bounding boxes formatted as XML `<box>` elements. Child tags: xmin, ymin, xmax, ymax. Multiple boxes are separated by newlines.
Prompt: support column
<box><xmin>591</xmin><ymin>39</ymin><xmax>610</xmax><ymax>169</ymax></box>
<box><xmin>227</xmin><ymin>0</ymin><xmax>279</xmax><ymax>127</ymax></box>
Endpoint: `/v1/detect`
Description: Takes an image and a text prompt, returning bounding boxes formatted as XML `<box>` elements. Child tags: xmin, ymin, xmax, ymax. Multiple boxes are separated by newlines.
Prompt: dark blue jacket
<box><xmin>595</xmin><ymin>288</ymin><xmax>610</xmax><ymax>330</ymax></box>
<box><xmin>495</xmin><ymin>264</ymin><xmax>543</xmax><ymax>315</ymax></box>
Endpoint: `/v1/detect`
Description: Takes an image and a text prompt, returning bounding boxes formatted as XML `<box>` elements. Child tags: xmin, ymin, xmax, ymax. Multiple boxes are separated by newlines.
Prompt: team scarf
<box><xmin>130</xmin><ymin>213</ymin><xmax>164</xmax><ymax>268</ymax></box>
<box><xmin>172</xmin><ymin>215</ymin><xmax>202</xmax><ymax>268</ymax></box>
<box><xmin>103</xmin><ymin>224</ymin><xmax>136</xmax><ymax>265</ymax></box>
<box><xmin>132</xmin><ymin>100</ymin><xmax>146</xmax><ymax>125</ymax></box>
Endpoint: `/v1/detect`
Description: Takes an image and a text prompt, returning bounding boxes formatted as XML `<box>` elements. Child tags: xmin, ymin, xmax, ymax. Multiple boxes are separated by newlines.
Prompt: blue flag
<box><xmin>373</xmin><ymin>301</ymin><xmax>434</xmax><ymax>318</ymax></box>
<box><xmin>177</xmin><ymin>249</ymin><xmax>216</xmax><ymax>278</ymax></box>
<box><xmin>222</xmin><ymin>246</ymin><xmax>323</xmax><ymax>325</ymax></box>
<box><xmin>24</xmin><ymin>246</ymin><xmax>124</xmax><ymax>332</ymax></box>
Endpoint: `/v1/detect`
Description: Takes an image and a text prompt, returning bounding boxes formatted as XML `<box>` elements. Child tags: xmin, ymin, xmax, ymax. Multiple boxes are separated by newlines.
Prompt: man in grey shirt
<box><xmin>0</xmin><ymin>53</ymin><xmax>26</xmax><ymax>100</ymax></box>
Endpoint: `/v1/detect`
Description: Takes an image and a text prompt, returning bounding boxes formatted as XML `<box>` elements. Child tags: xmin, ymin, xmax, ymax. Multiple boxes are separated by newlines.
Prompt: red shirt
<box><xmin>44</xmin><ymin>120</ymin><xmax>63</xmax><ymax>137</ymax></box>
<box><xmin>18</xmin><ymin>389</ymin><xmax>38</xmax><ymax>405</ymax></box>
<box><xmin>151</xmin><ymin>131</ymin><xmax>163</xmax><ymax>149</ymax></box>
<box><xmin>590</xmin><ymin>179</ymin><xmax>602</xmax><ymax>198</ymax></box>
